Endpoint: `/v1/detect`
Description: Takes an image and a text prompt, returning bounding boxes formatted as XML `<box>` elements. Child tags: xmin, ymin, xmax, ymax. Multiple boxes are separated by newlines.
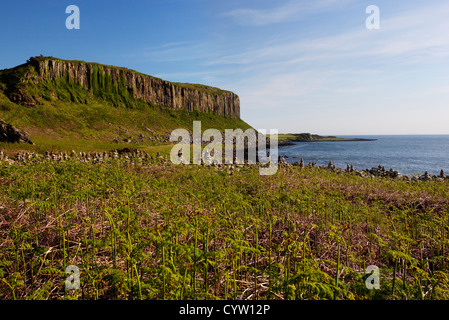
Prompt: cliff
<box><xmin>2</xmin><ymin>56</ymin><xmax>240</xmax><ymax>118</ymax></box>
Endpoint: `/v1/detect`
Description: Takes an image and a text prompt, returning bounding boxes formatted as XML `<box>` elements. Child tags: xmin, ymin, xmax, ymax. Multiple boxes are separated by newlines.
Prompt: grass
<box><xmin>172</xmin><ymin>82</ymin><xmax>230</xmax><ymax>95</ymax></box>
<box><xmin>269</xmin><ymin>133</ymin><xmax>369</xmax><ymax>143</ymax></box>
<box><xmin>0</xmin><ymin>90</ymin><xmax>252</xmax><ymax>154</ymax></box>
<box><xmin>0</xmin><ymin>155</ymin><xmax>448</xmax><ymax>300</ymax></box>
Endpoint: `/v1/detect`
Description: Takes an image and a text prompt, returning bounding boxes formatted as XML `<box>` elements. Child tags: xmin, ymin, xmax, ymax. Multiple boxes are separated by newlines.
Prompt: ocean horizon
<box><xmin>276</xmin><ymin>134</ymin><xmax>449</xmax><ymax>176</ymax></box>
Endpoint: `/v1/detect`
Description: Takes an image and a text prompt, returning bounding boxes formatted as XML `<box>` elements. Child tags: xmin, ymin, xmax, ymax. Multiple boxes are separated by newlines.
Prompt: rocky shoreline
<box><xmin>284</xmin><ymin>157</ymin><xmax>448</xmax><ymax>182</ymax></box>
<box><xmin>0</xmin><ymin>149</ymin><xmax>447</xmax><ymax>182</ymax></box>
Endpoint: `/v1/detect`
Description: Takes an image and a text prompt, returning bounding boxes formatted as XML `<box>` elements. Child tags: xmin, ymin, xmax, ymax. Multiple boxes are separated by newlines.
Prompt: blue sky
<box><xmin>1</xmin><ymin>0</ymin><xmax>449</xmax><ymax>134</ymax></box>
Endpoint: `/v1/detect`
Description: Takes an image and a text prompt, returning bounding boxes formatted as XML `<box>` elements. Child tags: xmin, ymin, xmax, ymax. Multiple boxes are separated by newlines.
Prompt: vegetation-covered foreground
<box><xmin>0</xmin><ymin>156</ymin><xmax>448</xmax><ymax>300</ymax></box>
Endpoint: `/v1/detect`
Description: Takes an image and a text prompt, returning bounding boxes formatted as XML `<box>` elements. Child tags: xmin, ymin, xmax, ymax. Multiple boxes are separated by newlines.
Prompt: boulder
<box><xmin>0</xmin><ymin>118</ymin><xmax>33</xmax><ymax>144</ymax></box>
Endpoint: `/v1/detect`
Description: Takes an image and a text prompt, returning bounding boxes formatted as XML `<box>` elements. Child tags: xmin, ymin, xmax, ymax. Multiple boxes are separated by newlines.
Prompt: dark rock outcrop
<box><xmin>0</xmin><ymin>118</ymin><xmax>33</xmax><ymax>144</ymax></box>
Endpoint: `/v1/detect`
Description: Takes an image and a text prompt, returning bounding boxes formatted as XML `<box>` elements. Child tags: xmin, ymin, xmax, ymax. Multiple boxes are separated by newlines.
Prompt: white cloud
<box><xmin>224</xmin><ymin>0</ymin><xmax>352</xmax><ymax>26</ymax></box>
<box><xmin>218</xmin><ymin>2</ymin><xmax>449</xmax><ymax>133</ymax></box>
<box><xmin>128</xmin><ymin>41</ymin><xmax>212</xmax><ymax>63</ymax></box>
<box><xmin>213</xmin><ymin>2</ymin><xmax>449</xmax><ymax>69</ymax></box>
<box><xmin>128</xmin><ymin>1</ymin><xmax>449</xmax><ymax>134</ymax></box>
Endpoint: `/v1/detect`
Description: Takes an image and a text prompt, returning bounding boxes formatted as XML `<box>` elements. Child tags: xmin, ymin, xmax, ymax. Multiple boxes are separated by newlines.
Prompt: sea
<box><xmin>275</xmin><ymin>135</ymin><xmax>449</xmax><ymax>176</ymax></box>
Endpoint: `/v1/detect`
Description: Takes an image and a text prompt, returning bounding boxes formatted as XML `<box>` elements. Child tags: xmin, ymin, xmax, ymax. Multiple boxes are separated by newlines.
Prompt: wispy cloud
<box><xmin>216</xmin><ymin>1</ymin><xmax>449</xmax><ymax>133</ymax></box>
<box><xmin>213</xmin><ymin>2</ymin><xmax>449</xmax><ymax>68</ymax></box>
<box><xmin>223</xmin><ymin>0</ymin><xmax>352</xmax><ymax>26</ymax></box>
<box><xmin>145</xmin><ymin>41</ymin><xmax>193</xmax><ymax>50</ymax></box>
<box><xmin>125</xmin><ymin>1</ymin><xmax>449</xmax><ymax>133</ymax></box>
<box><xmin>127</xmin><ymin>41</ymin><xmax>212</xmax><ymax>63</ymax></box>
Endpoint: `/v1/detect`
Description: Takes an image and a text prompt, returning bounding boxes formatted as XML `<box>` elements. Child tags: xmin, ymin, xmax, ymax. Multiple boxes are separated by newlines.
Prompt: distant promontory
<box><xmin>271</xmin><ymin>133</ymin><xmax>377</xmax><ymax>145</ymax></box>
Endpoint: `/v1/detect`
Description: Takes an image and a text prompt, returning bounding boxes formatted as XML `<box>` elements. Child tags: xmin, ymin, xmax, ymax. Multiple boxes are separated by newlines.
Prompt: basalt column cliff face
<box><xmin>28</xmin><ymin>57</ymin><xmax>240</xmax><ymax>118</ymax></box>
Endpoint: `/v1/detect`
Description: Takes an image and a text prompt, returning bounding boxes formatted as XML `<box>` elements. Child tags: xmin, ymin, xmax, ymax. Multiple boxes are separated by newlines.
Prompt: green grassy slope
<box><xmin>0</xmin><ymin>58</ymin><xmax>252</xmax><ymax>153</ymax></box>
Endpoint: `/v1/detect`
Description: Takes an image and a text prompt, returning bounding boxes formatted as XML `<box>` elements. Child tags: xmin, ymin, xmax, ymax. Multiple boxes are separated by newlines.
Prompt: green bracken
<box><xmin>0</xmin><ymin>157</ymin><xmax>448</xmax><ymax>300</ymax></box>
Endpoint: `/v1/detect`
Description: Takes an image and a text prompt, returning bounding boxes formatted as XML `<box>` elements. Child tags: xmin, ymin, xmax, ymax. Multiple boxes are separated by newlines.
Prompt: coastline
<box><xmin>272</xmin><ymin>133</ymin><xmax>377</xmax><ymax>147</ymax></box>
<box><xmin>2</xmin><ymin>148</ymin><xmax>446</xmax><ymax>183</ymax></box>
<box><xmin>274</xmin><ymin>134</ymin><xmax>449</xmax><ymax>177</ymax></box>
<box><xmin>276</xmin><ymin>155</ymin><xmax>447</xmax><ymax>182</ymax></box>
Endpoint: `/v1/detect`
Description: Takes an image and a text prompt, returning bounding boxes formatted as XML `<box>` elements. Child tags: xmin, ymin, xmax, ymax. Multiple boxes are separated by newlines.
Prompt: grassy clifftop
<box><xmin>0</xmin><ymin>57</ymin><xmax>251</xmax><ymax>152</ymax></box>
<box><xmin>1</xmin><ymin>56</ymin><xmax>240</xmax><ymax>117</ymax></box>
<box><xmin>0</xmin><ymin>56</ymin><xmax>232</xmax><ymax>105</ymax></box>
